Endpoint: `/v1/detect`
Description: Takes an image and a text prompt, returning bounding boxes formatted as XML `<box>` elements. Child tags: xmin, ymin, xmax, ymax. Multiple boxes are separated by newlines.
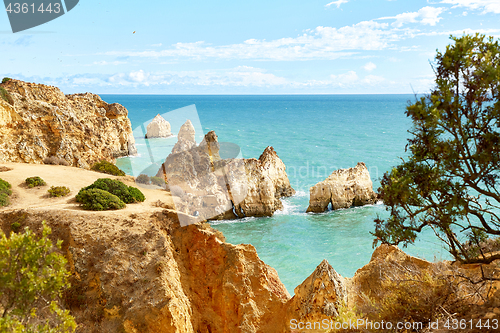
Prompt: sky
<box><xmin>1</xmin><ymin>0</ymin><xmax>500</xmax><ymax>94</ymax></box>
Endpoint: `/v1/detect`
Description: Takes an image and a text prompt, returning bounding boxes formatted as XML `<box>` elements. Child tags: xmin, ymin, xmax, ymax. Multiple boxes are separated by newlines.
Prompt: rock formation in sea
<box><xmin>0</xmin><ymin>79</ymin><xmax>137</xmax><ymax>168</ymax></box>
<box><xmin>156</xmin><ymin>129</ymin><xmax>295</xmax><ymax>223</ymax></box>
<box><xmin>171</xmin><ymin>119</ymin><xmax>197</xmax><ymax>154</ymax></box>
<box><xmin>306</xmin><ymin>162</ymin><xmax>377</xmax><ymax>213</ymax></box>
<box><xmin>145</xmin><ymin>114</ymin><xmax>172</xmax><ymax>138</ymax></box>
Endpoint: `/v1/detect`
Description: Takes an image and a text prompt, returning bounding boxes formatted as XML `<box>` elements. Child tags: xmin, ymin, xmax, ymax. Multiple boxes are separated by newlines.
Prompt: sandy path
<box><xmin>0</xmin><ymin>162</ymin><xmax>174</xmax><ymax>217</ymax></box>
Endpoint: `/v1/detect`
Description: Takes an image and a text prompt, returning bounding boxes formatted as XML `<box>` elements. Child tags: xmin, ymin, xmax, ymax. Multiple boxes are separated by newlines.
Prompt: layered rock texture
<box><xmin>306</xmin><ymin>162</ymin><xmax>377</xmax><ymax>213</ymax></box>
<box><xmin>146</xmin><ymin>114</ymin><xmax>172</xmax><ymax>138</ymax></box>
<box><xmin>157</xmin><ymin>128</ymin><xmax>295</xmax><ymax>224</ymax></box>
<box><xmin>0</xmin><ymin>209</ymin><xmax>291</xmax><ymax>333</ymax></box>
<box><xmin>0</xmin><ymin>79</ymin><xmax>136</xmax><ymax>168</ymax></box>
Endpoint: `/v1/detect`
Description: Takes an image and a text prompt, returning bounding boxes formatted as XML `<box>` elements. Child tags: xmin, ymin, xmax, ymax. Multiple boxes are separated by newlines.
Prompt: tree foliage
<box><xmin>374</xmin><ymin>34</ymin><xmax>500</xmax><ymax>264</ymax></box>
<box><xmin>0</xmin><ymin>222</ymin><xmax>76</xmax><ymax>332</ymax></box>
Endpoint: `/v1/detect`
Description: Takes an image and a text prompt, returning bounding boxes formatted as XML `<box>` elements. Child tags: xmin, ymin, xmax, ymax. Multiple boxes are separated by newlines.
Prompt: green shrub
<box><xmin>90</xmin><ymin>160</ymin><xmax>126</xmax><ymax>176</ymax></box>
<box><xmin>80</xmin><ymin>178</ymin><xmax>145</xmax><ymax>203</ymax></box>
<box><xmin>0</xmin><ymin>221</ymin><xmax>77</xmax><ymax>332</ymax></box>
<box><xmin>136</xmin><ymin>174</ymin><xmax>151</xmax><ymax>184</ymax></box>
<box><xmin>0</xmin><ymin>178</ymin><xmax>12</xmax><ymax>207</ymax></box>
<box><xmin>1</xmin><ymin>77</ymin><xmax>11</xmax><ymax>84</ymax></box>
<box><xmin>0</xmin><ymin>86</ymin><xmax>13</xmax><ymax>105</ymax></box>
<box><xmin>11</xmin><ymin>222</ymin><xmax>21</xmax><ymax>232</ymax></box>
<box><xmin>75</xmin><ymin>188</ymin><xmax>126</xmax><ymax>211</ymax></box>
<box><xmin>0</xmin><ymin>192</ymin><xmax>10</xmax><ymax>207</ymax></box>
<box><xmin>128</xmin><ymin>186</ymin><xmax>146</xmax><ymax>202</ymax></box>
<box><xmin>48</xmin><ymin>186</ymin><xmax>70</xmax><ymax>197</ymax></box>
<box><xmin>151</xmin><ymin>176</ymin><xmax>166</xmax><ymax>187</ymax></box>
<box><xmin>25</xmin><ymin>176</ymin><xmax>46</xmax><ymax>188</ymax></box>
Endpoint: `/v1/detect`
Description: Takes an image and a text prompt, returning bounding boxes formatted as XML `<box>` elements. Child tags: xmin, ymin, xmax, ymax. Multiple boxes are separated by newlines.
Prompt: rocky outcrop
<box><xmin>0</xmin><ymin>79</ymin><xmax>136</xmax><ymax>168</ymax></box>
<box><xmin>306</xmin><ymin>162</ymin><xmax>377</xmax><ymax>213</ymax></box>
<box><xmin>283</xmin><ymin>259</ymin><xmax>347</xmax><ymax>328</ymax></box>
<box><xmin>0</xmin><ymin>208</ymin><xmax>290</xmax><ymax>333</ymax></box>
<box><xmin>178</xmin><ymin>119</ymin><xmax>196</xmax><ymax>143</ymax></box>
<box><xmin>157</xmin><ymin>130</ymin><xmax>295</xmax><ymax>224</ymax></box>
<box><xmin>146</xmin><ymin>114</ymin><xmax>172</xmax><ymax>138</ymax></box>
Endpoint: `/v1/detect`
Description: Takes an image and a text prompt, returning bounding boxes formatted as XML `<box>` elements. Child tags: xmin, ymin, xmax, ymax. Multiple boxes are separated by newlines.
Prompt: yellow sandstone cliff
<box><xmin>0</xmin><ymin>79</ymin><xmax>136</xmax><ymax>168</ymax></box>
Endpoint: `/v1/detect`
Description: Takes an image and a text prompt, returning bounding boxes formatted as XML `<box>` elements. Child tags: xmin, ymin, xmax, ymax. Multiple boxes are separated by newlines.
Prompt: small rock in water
<box><xmin>146</xmin><ymin>114</ymin><xmax>172</xmax><ymax>138</ymax></box>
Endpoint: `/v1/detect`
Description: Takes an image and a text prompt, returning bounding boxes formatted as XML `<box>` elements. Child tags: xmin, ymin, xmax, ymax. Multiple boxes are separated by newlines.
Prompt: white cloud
<box><xmin>330</xmin><ymin>71</ymin><xmax>359</xmax><ymax>84</ymax></box>
<box><xmin>325</xmin><ymin>0</ymin><xmax>349</xmax><ymax>8</ymax></box>
<box><xmin>440</xmin><ymin>0</ymin><xmax>500</xmax><ymax>14</ymax></box>
<box><xmin>363</xmin><ymin>61</ymin><xmax>377</xmax><ymax>71</ymax></box>
<box><xmin>105</xmin><ymin>20</ymin><xmax>401</xmax><ymax>61</ymax></box>
<box><xmin>362</xmin><ymin>75</ymin><xmax>385</xmax><ymax>84</ymax></box>
<box><xmin>92</xmin><ymin>60</ymin><xmax>127</xmax><ymax>66</ymax></box>
<box><xmin>152</xmin><ymin>43</ymin><xmax>163</xmax><ymax>47</ymax></box>
<box><xmin>378</xmin><ymin>6</ymin><xmax>445</xmax><ymax>27</ymax></box>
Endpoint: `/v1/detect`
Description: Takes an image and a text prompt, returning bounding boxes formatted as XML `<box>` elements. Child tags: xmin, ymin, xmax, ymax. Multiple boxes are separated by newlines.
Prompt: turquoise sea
<box><xmin>102</xmin><ymin>95</ymin><xmax>451</xmax><ymax>294</ymax></box>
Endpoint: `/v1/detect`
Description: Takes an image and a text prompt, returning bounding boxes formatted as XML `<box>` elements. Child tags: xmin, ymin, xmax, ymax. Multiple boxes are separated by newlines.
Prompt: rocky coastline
<box><xmin>0</xmin><ymin>79</ymin><xmax>137</xmax><ymax>168</ymax></box>
<box><xmin>1</xmin><ymin>80</ymin><xmax>499</xmax><ymax>332</ymax></box>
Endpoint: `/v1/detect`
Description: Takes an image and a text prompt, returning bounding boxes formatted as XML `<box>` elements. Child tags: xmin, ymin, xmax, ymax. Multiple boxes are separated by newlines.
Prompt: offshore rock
<box><xmin>178</xmin><ymin>119</ymin><xmax>196</xmax><ymax>143</ymax></box>
<box><xmin>157</xmin><ymin>130</ymin><xmax>295</xmax><ymax>223</ymax></box>
<box><xmin>145</xmin><ymin>114</ymin><xmax>172</xmax><ymax>138</ymax></box>
<box><xmin>306</xmin><ymin>162</ymin><xmax>376</xmax><ymax>213</ymax></box>
<box><xmin>0</xmin><ymin>79</ymin><xmax>136</xmax><ymax>167</ymax></box>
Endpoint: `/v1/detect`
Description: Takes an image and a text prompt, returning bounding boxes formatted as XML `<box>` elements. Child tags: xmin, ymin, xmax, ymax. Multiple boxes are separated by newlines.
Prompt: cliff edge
<box><xmin>0</xmin><ymin>79</ymin><xmax>136</xmax><ymax>168</ymax></box>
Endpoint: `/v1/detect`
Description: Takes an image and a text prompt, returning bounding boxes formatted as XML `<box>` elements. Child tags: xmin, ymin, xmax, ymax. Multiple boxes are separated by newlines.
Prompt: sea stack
<box><xmin>306</xmin><ymin>162</ymin><xmax>377</xmax><ymax>213</ymax></box>
<box><xmin>171</xmin><ymin>119</ymin><xmax>197</xmax><ymax>154</ymax></box>
<box><xmin>146</xmin><ymin>114</ymin><xmax>172</xmax><ymax>138</ymax></box>
<box><xmin>156</xmin><ymin>129</ymin><xmax>295</xmax><ymax>223</ymax></box>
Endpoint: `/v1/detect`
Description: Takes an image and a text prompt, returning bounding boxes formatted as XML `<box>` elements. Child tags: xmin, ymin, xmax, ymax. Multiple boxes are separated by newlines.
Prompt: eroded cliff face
<box><xmin>157</xmin><ymin>130</ymin><xmax>295</xmax><ymax>223</ymax></box>
<box><xmin>0</xmin><ymin>80</ymin><xmax>136</xmax><ymax>168</ymax></box>
<box><xmin>306</xmin><ymin>162</ymin><xmax>377</xmax><ymax>213</ymax></box>
<box><xmin>0</xmin><ymin>209</ymin><xmax>290</xmax><ymax>333</ymax></box>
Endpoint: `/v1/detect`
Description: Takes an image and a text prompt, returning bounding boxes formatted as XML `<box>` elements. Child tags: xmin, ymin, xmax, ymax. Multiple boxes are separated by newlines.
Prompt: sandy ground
<box><xmin>0</xmin><ymin>162</ymin><xmax>174</xmax><ymax>217</ymax></box>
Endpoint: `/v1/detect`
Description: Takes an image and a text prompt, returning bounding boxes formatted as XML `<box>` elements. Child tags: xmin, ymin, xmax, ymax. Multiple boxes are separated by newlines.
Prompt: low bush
<box><xmin>150</xmin><ymin>176</ymin><xmax>166</xmax><ymax>187</ymax></box>
<box><xmin>2</xmin><ymin>77</ymin><xmax>11</xmax><ymax>83</ymax></box>
<box><xmin>75</xmin><ymin>188</ymin><xmax>125</xmax><ymax>211</ymax></box>
<box><xmin>0</xmin><ymin>178</ymin><xmax>12</xmax><ymax>207</ymax></box>
<box><xmin>136</xmin><ymin>174</ymin><xmax>151</xmax><ymax>184</ymax></box>
<box><xmin>25</xmin><ymin>176</ymin><xmax>46</xmax><ymax>188</ymax></box>
<box><xmin>80</xmin><ymin>178</ymin><xmax>145</xmax><ymax>204</ymax></box>
<box><xmin>43</xmin><ymin>156</ymin><xmax>70</xmax><ymax>166</ymax></box>
<box><xmin>0</xmin><ymin>86</ymin><xmax>14</xmax><ymax>105</ymax></box>
<box><xmin>48</xmin><ymin>186</ymin><xmax>70</xmax><ymax>197</ymax></box>
<box><xmin>90</xmin><ymin>160</ymin><xmax>126</xmax><ymax>176</ymax></box>
<box><xmin>358</xmin><ymin>263</ymin><xmax>473</xmax><ymax>328</ymax></box>
<box><xmin>128</xmin><ymin>186</ymin><xmax>146</xmax><ymax>202</ymax></box>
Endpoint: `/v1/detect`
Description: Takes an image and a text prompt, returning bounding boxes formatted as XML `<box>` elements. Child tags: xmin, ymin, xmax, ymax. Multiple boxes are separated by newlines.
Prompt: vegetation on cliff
<box><xmin>374</xmin><ymin>34</ymin><xmax>500</xmax><ymax>264</ymax></box>
<box><xmin>90</xmin><ymin>160</ymin><xmax>126</xmax><ymax>176</ymax></box>
<box><xmin>75</xmin><ymin>188</ymin><xmax>126</xmax><ymax>211</ymax></box>
<box><xmin>0</xmin><ymin>178</ymin><xmax>12</xmax><ymax>207</ymax></box>
<box><xmin>25</xmin><ymin>176</ymin><xmax>47</xmax><ymax>188</ymax></box>
<box><xmin>0</xmin><ymin>86</ymin><xmax>13</xmax><ymax>105</ymax></box>
<box><xmin>48</xmin><ymin>186</ymin><xmax>71</xmax><ymax>198</ymax></box>
<box><xmin>79</xmin><ymin>178</ymin><xmax>145</xmax><ymax>204</ymax></box>
<box><xmin>0</xmin><ymin>222</ymin><xmax>76</xmax><ymax>332</ymax></box>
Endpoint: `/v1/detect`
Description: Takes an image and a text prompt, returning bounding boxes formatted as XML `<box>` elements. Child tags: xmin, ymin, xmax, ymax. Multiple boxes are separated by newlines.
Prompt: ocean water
<box><xmin>103</xmin><ymin>94</ymin><xmax>451</xmax><ymax>294</ymax></box>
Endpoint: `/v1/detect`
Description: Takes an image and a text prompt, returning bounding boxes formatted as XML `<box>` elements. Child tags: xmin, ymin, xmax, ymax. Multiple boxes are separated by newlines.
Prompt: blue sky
<box><xmin>1</xmin><ymin>0</ymin><xmax>500</xmax><ymax>94</ymax></box>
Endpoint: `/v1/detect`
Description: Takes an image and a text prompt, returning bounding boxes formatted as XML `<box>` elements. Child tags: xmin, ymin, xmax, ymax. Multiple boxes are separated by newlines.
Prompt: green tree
<box><xmin>374</xmin><ymin>34</ymin><xmax>500</xmax><ymax>264</ymax></box>
<box><xmin>0</xmin><ymin>222</ymin><xmax>76</xmax><ymax>332</ymax></box>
